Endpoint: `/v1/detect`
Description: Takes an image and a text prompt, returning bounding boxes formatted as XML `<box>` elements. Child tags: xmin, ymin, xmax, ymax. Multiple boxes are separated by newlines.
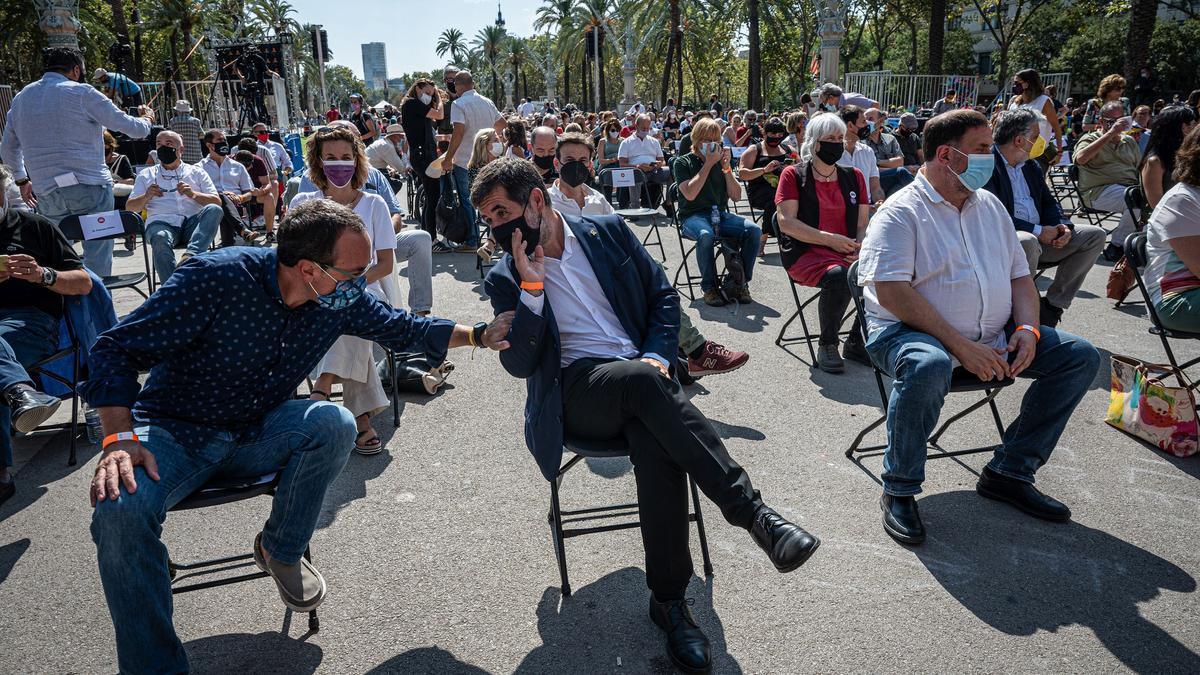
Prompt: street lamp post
<box><xmin>131</xmin><ymin>4</ymin><xmax>144</xmax><ymax>81</ymax></box>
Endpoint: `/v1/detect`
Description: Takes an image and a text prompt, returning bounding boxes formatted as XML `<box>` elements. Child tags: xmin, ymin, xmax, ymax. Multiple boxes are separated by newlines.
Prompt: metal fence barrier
<box><xmin>843</xmin><ymin>71</ymin><xmax>983</xmax><ymax>113</ymax></box>
<box><xmin>141</xmin><ymin>78</ymin><xmax>289</xmax><ymax>130</ymax></box>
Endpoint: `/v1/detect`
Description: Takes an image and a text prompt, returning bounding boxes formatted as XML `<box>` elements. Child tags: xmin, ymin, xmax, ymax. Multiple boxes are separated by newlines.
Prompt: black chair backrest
<box><xmin>846</xmin><ymin>260</ymin><xmax>871</xmax><ymax>344</ymax></box>
<box><xmin>1124</xmin><ymin>185</ymin><xmax>1149</xmax><ymax>213</ymax></box>
<box><xmin>1124</xmin><ymin>232</ymin><xmax>1148</xmax><ymax>268</ymax></box>
<box><xmin>56</xmin><ymin>211</ymin><xmax>146</xmax><ymax>241</ymax></box>
<box><xmin>598</xmin><ymin>167</ymin><xmax>647</xmax><ymax>188</ymax></box>
<box><xmin>1067</xmin><ymin>163</ymin><xmax>1080</xmax><ymax>183</ymax></box>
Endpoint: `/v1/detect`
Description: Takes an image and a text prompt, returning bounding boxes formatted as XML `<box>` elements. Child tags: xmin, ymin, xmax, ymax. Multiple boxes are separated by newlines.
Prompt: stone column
<box><xmin>503</xmin><ymin>71</ymin><xmax>515</xmax><ymax>109</ymax></box>
<box><xmin>817</xmin><ymin>0</ymin><xmax>844</xmax><ymax>85</ymax></box>
<box><xmin>620</xmin><ymin>30</ymin><xmax>637</xmax><ymax>108</ymax></box>
<box><xmin>33</xmin><ymin>0</ymin><xmax>82</xmax><ymax>49</ymax></box>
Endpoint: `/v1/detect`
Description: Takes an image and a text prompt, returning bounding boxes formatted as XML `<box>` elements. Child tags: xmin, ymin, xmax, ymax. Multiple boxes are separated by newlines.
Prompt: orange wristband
<box><xmin>102</xmin><ymin>431</ymin><xmax>139</xmax><ymax>450</ymax></box>
<box><xmin>520</xmin><ymin>281</ymin><xmax>544</xmax><ymax>291</ymax></box>
<box><xmin>1016</xmin><ymin>324</ymin><xmax>1041</xmax><ymax>341</ymax></box>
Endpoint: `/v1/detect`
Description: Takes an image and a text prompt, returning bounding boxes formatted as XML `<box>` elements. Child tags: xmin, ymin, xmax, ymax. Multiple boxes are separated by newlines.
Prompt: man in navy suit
<box><xmin>475</xmin><ymin>158</ymin><xmax>818</xmax><ymax>675</ymax></box>
<box><xmin>983</xmin><ymin>109</ymin><xmax>1104</xmax><ymax>327</ymax></box>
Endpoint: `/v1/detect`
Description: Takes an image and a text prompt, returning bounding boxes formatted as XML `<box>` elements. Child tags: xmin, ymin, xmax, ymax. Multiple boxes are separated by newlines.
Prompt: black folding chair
<box><xmin>1124</xmin><ymin>185</ymin><xmax>1152</xmax><ymax>230</ymax></box>
<box><xmin>1066</xmin><ymin>164</ymin><xmax>1121</xmax><ymax>233</ymax></box>
<box><xmin>1123</xmin><ymin>233</ymin><xmax>1200</xmax><ymax>392</ymax></box>
<box><xmin>844</xmin><ymin>261</ymin><xmax>1015</xmax><ymax>465</ymax></box>
<box><xmin>168</xmin><ymin>471</ymin><xmax>320</xmax><ymax>632</ymax></box>
<box><xmin>25</xmin><ymin>303</ymin><xmax>82</xmax><ymax>466</ymax></box>
<box><xmin>666</xmin><ymin>184</ymin><xmax>728</xmax><ymax>301</ymax></box>
<box><xmin>57</xmin><ymin>211</ymin><xmax>153</xmax><ymax>298</ymax></box>
<box><xmin>598</xmin><ymin>168</ymin><xmax>666</xmax><ymax>262</ymax></box>
<box><xmin>550</xmin><ymin>436</ymin><xmax>714</xmax><ymax>598</ymax></box>
<box><xmin>772</xmin><ymin>217</ymin><xmax>855</xmax><ymax>365</ymax></box>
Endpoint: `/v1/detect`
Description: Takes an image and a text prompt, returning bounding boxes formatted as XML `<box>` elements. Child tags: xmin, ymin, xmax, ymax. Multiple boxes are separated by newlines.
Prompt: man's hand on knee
<box><xmin>639</xmin><ymin>357</ymin><xmax>669</xmax><ymax>378</ymax></box>
<box><xmin>91</xmin><ymin>440</ymin><xmax>159</xmax><ymax>506</ymax></box>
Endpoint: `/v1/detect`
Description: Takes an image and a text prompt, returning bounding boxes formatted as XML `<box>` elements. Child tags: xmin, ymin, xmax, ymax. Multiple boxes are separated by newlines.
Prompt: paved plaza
<box><xmin>1</xmin><ymin>199</ymin><xmax>1198</xmax><ymax>674</ymax></box>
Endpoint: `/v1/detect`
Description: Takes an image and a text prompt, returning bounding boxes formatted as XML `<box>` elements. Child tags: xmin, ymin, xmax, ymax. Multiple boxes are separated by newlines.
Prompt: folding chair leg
<box><xmin>928</xmin><ymin>389</ymin><xmax>1000</xmax><ymax>446</ymax></box>
<box><xmin>68</xmin><ymin>394</ymin><xmax>78</xmax><ymax>466</ymax></box>
<box><xmin>304</xmin><ymin>546</ymin><xmax>319</xmax><ymax>632</ymax></box>
<box><xmin>388</xmin><ymin>351</ymin><xmax>400</xmax><ymax>428</ymax></box>
<box><xmin>796</xmin><ymin>306</ymin><xmax>818</xmax><ymax>365</ymax></box>
<box><xmin>846</xmin><ymin>414</ymin><xmax>887</xmax><ymax>457</ymax></box>
<box><xmin>549</xmin><ymin>477</ymin><xmax>571</xmax><ymax>598</ymax></box>
<box><xmin>689</xmin><ymin>478</ymin><xmax>714</xmax><ymax>578</ymax></box>
<box><xmin>988</xmin><ymin>397</ymin><xmax>1005</xmax><ymax>439</ymax></box>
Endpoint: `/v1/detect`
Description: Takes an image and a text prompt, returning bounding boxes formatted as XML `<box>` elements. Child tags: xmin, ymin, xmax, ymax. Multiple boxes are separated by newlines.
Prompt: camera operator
<box><xmin>93</xmin><ymin>67</ymin><xmax>143</xmax><ymax>108</ymax></box>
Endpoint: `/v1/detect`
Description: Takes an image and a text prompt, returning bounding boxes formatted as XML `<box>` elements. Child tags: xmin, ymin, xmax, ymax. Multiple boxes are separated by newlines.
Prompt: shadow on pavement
<box><xmin>185</xmin><ymin>630</ymin><xmax>322</xmax><ymax>674</ymax></box>
<box><xmin>0</xmin><ymin>538</ymin><xmax>31</xmax><ymax>588</ymax></box>
<box><xmin>432</xmin><ymin>255</ymin><xmax>489</xmax><ymax>301</ymax></box>
<box><xmin>687</xmin><ymin>298</ymin><xmax>782</xmax><ymax>334</ymax></box>
<box><xmin>365</xmin><ymin>646</ymin><xmax>490</xmax><ymax>674</ymax></box>
<box><xmin>915</xmin><ymin>490</ymin><xmax>1199</xmax><ymax>673</ymax></box>
<box><xmin>514</xmin><ymin>567</ymin><xmax>741</xmax><ymax>674</ymax></box>
<box><xmin>316</xmin><ymin>449</ymin><xmax>394</xmax><ymax>530</ymax></box>
<box><xmin>1</xmin><ymin>429</ymin><xmax>99</xmax><ymax>524</ymax></box>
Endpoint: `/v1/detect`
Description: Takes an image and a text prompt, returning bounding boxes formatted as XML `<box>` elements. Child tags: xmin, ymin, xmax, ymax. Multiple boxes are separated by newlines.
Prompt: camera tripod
<box><xmin>205</xmin><ymin>56</ymin><xmax>269</xmax><ymax>133</ymax></box>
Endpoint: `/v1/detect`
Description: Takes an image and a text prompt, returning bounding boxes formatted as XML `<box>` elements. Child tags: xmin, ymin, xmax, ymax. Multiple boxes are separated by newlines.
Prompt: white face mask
<box><xmin>419</xmin><ymin>92</ymin><xmax>432</xmax><ymax>106</ymax></box>
<box><xmin>490</xmin><ymin>141</ymin><xmax>505</xmax><ymax>156</ymax></box>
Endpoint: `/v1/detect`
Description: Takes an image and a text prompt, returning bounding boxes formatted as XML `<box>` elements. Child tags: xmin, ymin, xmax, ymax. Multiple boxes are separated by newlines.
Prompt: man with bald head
<box><xmin>125</xmin><ymin>130</ymin><xmax>222</xmax><ymax>282</ymax></box>
<box><xmin>439</xmin><ymin>69</ymin><xmax>507</xmax><ymax>249</ymax></box>
<box><xmin>530</xmin><ymin>125</ymin><xmax>559</xmax><ymax>184</ymax></box>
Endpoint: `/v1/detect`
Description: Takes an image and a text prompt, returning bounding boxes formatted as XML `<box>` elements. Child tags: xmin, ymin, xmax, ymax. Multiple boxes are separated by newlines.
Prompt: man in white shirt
<box><xmin>440</xmin><ymin>70</ymin><xmax>506</xmax><ymax>248</ymax></box>
<box><xmin>197</xmin><ymin>129</ymin><xmax>265</xmax><ymax>246</ymax></box>
<box><xmin>518</xmin><ymin>98</ymin><xmax>535</xmax><ymax>119</ymax></box>
<box><xmin>126</xmin><ymin>131</ymin><xmax>222</xmax><ymax>282</ymax></box>
<box><xmin>618</xmin><ymin>114</ymin><xmax>673</xmax><ymax>216</ymax></box>
<box><xmin>857</xmin><ymin>110</ymin><xmax>1099</xmax><ymax>546</ymax></box>
<box><xmin>366</xmin><ymin>125</ymin><xmax>410</xmax><ymax>176</ymax></box>
<box><xmin>626</xmin><ymin>99</ymin><xmax>646</xmax><ymax>117</ymax></box>
<box><xmin>837</xmin><ymin>106</ymin><xmax>884</xmax><ymax>205</ymax></box>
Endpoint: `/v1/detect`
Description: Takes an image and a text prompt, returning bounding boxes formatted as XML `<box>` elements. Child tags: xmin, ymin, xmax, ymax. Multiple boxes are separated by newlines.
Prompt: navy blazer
<box><xmin>484</xmin><ymin>213</ymin><xmax>681</xmax><ymax>481</ymax></box>
<box><xmin>982</xmin><ymin>145</ymin><xmax>1068</xmax><ymax>233</ymax></box>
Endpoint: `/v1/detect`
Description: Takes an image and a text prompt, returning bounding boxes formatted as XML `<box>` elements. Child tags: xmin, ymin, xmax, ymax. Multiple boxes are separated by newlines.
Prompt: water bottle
<box><xmin>84</xmin><ymin>406</ymin><xmax>103</xmax><ymax>445</ymax></box>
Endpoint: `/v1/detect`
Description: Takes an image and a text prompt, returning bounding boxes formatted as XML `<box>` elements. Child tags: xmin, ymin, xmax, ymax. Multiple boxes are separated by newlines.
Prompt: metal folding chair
<box><xmin>1123</xmin><ymin>233</ymin><xmax>1200</xmax><ymax>392</ymax></box>
<box><xmin>57</xmin><ymin>211</ymin><xmax>154</xmax><ymax>298</ymax></box>
<box><xmin>168</xmin><ymin>471</ymin><xmax>320</xmax><ymax>632</ymax></box>
<box><xmin>550</xmin><ymin>436</ymin><xmax>713</xmax><ymax>598</ymax></box>
<box><xmin>598</xmin><ymin>168</ymin><xmax>666</xmax><ymax>262</ymax></box>
<box><xmin>773</xmin><ymin>218</ymin><xmax>855</xmax><ymax>364</ymax></box>
<box><xmin>1066</xmin><ymin>164</ymin><xmax>1121</xmax><ymax>233</ymax></box>
<box><xmin>25</xmin><ymin>302</ymin><xmax>82</xmax><ymax>466</ymax></box>
<box><xmin>843</xmin><ymin>261</ymin><xmax>1015</xmax><ymax>464</ymax></box>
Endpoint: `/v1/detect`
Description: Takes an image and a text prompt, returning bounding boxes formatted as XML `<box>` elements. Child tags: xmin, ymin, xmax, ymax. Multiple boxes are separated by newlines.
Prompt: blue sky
<box><xmin>290</xmin><ymin>0</ymin><xmax>543</xmax><ymax>80</ymax></box>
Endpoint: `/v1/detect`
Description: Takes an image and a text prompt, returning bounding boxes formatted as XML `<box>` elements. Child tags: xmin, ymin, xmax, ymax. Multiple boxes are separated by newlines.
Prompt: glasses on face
<box><xmin>320</xmin><ymin>264</ymin><xmax>366</xmax><ymax>281</ymax></box>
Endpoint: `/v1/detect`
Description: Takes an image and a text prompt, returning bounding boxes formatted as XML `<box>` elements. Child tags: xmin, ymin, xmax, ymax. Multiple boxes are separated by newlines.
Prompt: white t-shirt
<box><xmin>1145</xmin><ymin>182</ymin><xmax>1200</xmax><ymax>305</ymax></box>
<box><xmin>198</xmin><ymin>155</ymin><xmax>253</xmax><ymax>194</ymax></box>
<box><xmin>518</xmin><ymin>101</ymin><xmax>535</xmax><ymax>118</ymax></box>
<box><xmin>858</xmin><ymin>173</ymin><xmax>1029</xmax><ymax>352</ymax></box>
<box><xmin>839</xmin><ymin>144</ymin><xmax>880</xmax><ymax>202</ymax></box>
<box><xmin>365</xmin><ymin>138</ymin><xmax>409</xmax><ymax>173</ymax></box>
<box><xmin>449</xmin><ymin>89</ymin><xmax>502</xmax><ymax>168</ymax></box>
<box><xmin>289</xmin><ymin>191</ymin><xmax>395</xmax><ymax>278</ymax></box>
<box><xmin>618</xmin><ymin>134</ymin><xmax>663</xmax><ymax>167</ymax></box>
<box><xmin>1009</xmin><ymin>94</ymin><xmax>1055</xmax><ymax>147</ymax></box>
<box><xmin>130</xmin><ymin>162</ymin><xmax>218</xmax><ymax>228</ymax></box>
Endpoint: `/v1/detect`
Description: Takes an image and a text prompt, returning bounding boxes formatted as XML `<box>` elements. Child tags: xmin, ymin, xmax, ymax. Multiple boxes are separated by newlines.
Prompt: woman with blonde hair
<box><xmin>1083</xmin><ymin>74</ymin><xmax>1131</xmax><ymax>132</ymax></box>
<box><xmin>291</xmin><ymin>125</ymin><xmax>397</xmax><ymax>455</ymax></box>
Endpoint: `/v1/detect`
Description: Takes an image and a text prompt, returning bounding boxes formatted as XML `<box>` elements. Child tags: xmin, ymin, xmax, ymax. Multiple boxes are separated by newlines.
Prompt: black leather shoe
<box><xmin>1039</xmin><ymin>296</ymin><xmax>1063</xmax><ymax>329</ymax></box>
<box><xmin>750</xmin><ymin>504</ymin><xmax>820</xmax><ymax>573</ymax></box>
<box><xmin>976</xmin><ymin>467</ymin><xmax>1071</xmax><ymax>522</ymax></box>
<box><xmin>843</xmin><ymin>338</ymin><xmax>872</xmax><ymax>367</ymax></box>
<box><xmin>880</xmin><ymin>494</ymin><xmax>926</xmax><ymax>545</ymax></box>
<box><xmin>1103</xmin><ymin>242</ymin><xmax>1124</xmax><ymax>262</ymax></box>
<box><xmin>5</xmin><ymin>387</ymin><xmax>61</xmax><ymax>434</ymax></box>
<box><xmin>649</xmin><ymin>595</ymin><xmax>711</xmax><ymax>674</ymax></box>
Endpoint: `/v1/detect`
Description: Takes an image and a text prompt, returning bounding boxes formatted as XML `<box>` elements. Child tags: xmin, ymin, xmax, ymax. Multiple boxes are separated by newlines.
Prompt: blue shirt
<box><xmin>0</xmin><ymin>72</ymin><xmax>152</xmax><ymax>193</ymax></box>
<box><xmin>80</xmin><ymin>247</ymin><xmax>454</xmax><ymax>446</ymax></box>
<box><xmin>106</xmin><ymin>73</ymin><xmax>141</xmax><ymax>97</ymax></box>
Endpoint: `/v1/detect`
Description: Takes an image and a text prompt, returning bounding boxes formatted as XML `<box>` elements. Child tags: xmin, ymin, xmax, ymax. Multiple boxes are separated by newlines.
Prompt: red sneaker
<box><xmin>687</xmin><ymin>341</ymin><xmax>750</xmax><ymax>377</ymax></box>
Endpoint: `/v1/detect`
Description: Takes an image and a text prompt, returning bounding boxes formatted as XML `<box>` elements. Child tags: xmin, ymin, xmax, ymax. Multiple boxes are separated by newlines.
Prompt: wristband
<box><xmin>102</xmin><ymin>431</ymin><xmax>139</xmax><ymax>450</ymax></box>
<box><xmin>1016</xmin><ymin>324</ymin><xmax>1041</xmax><ymax>341</ymax></box>
<box><xmin>520</xmin><ymin>281</ymin><xmax>544</xmax><ymax>291</ymax></box>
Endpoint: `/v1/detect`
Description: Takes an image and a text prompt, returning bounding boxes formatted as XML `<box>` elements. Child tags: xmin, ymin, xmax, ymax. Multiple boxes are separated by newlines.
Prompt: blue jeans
<box><xmin>35</xmin><ymin>183</ymin><xmax>116</xmax><ymax>277</ymax></box>
<box><xmin>0</xmin><ymin>308</ymin><xmax>59</xmax><ymax>467</ymax></box>
<box><xmin>680</xmin><ymin>211</ymin><xmax>761</xmax><ymax>293</ymax></box>
<box><xmin>145</xmin><ymin>204</ymin><xmax>223</xmax><ymax>283</ymax></box>
<box><xmin>865</xmin><ymin>323</ymin><xmax>1099</xmax><ymax>496</ymax></box>
<box><xmin>90</xmin><ymin>400</ymin><xmax>357</xmax><ymax>674</ymax></box>
<box><xmin>451</xmin><ymin>165</ymin><xmax>479</xmax><ymax>246</ymax></box>
<box><xmin>879</xmin><ymin>167</ymin><xmax>914</xmax><ymax>197</ymax></box>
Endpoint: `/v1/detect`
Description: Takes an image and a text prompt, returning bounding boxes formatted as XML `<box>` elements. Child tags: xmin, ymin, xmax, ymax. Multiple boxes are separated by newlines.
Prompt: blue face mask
<box><xmin>949</xmin><ymin>147</ymin><xmax>995</xmax><ymax>192</ymax></box>
<box><xmin>309</xmin><ymin>265</ymin><xmax>367</xmax><ymax>310</ymax></box>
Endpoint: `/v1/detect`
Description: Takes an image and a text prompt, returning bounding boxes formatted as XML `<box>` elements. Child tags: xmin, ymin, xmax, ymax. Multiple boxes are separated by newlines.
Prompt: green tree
<box><xmin>473</xmin><ymin>24</ymin><xmax>508</xmax><ymax>102</ymax></box>
<box><xmin>436</xmin><ymin>28</ymin><xmax>468</xmax><ymax>66</ymax></box>
<box><xmin>535</xmin><ymin>0</ymin><xmax>579</xmax><ymax>104</ymax></box>
<box><xmin>324</xmin><ymin>64</ymin><xmax>366</xmax><ymax>107</ymax></box>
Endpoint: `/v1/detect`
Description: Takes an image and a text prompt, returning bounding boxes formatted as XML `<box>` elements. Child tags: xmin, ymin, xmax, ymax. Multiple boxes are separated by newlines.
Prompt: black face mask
<box><xmin>765</xmin><ymin>135</ymin><xmax>785</xmax><ymax>147</ymax></box>
<box><xmin>1011</xmin><ymin>82</ymin><xmax>1024</xmax><ymax>95</ymax></box>
<box><xmin>815</xmin><ymin>140</ymin><xmax>844</xmax><ymax>165</ymax></box>
<box><xmin>492</xmin><ymin>203</ymin><xmax>541</xmax><ymax>258</ymax></box>
<box><xmin>213</xmin><ymin>143</ymin><xmax>231</xmax><ymax>156</ymax></box>
<box><xmin>856</xmin><ymin>125</ymin><xmax>870</xmax><ymax>140</ymax></box>
<box><xmin>559</xmin><ymin>160</ymin><xmax>590</xmax><ymax>187</ymax></box>
<box><xmin>532</xmin><ymin>154</ymin><xmax>555</xmax><ymax>171</ymax></box>
<box><xmin>445</xmin><ymin>80</ymin><xmax>457</xmax><ymax>94</ymax></box>
<box><xmin>157</xmin><ymin>145</ymin><xmax>179</xmax><ymax>165</ymax></box>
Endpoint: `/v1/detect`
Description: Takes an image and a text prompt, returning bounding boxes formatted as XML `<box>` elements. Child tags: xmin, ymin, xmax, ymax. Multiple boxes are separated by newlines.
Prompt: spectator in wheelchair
<box><xmin>856</xmin><ymin>110</ymin><xmax>1100</xmax><ymax>546</ymax></box>
<box><xmin>983</xmin><ymin>109</ymin><xmax>1105</xmax><ymax>328</ymax></box>
<box><xmin>1143</xmin><ymin>126</ymin><xmax>1200</xmax><ymax>334</ymax></box>
<box><xmin>0</xmin><ymin>163</ymin><xmax>93</xmax><ymax>506</ymax></box>
<box><xmin>474</xmin><ymin>157</ymin><xmax>817</xmax><ymax>675</ymax></box>
<box><xmin>774</xmin><ymin>112</ymin><xmax>871</xmax><ymax>374</ymax></box>
<box><xmin>1073</xmin><ymin>101</ymin><xmax>1143</xmax><ymax>260</ymax></box>
<box><xmin>1140</xmin><ymin>105</ymin><xmax>1198</xmax><ymax>209</ymax></box>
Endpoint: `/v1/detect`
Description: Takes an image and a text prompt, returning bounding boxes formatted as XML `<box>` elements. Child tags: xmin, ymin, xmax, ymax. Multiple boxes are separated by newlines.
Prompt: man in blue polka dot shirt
<box><xmin>80</xmin><ymin>199</ymin><xmax>513</xmax><ymax>673</ymax></box>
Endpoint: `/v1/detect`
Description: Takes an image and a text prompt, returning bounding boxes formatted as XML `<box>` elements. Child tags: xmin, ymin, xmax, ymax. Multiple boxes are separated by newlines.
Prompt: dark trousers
<box><xmin>815</xmin><ymin>266</ymin><xmax>861</xmax><ymax>346</ymax></box>
<box><xmin>561</xmin><ymin>357</ymin><xmax>759</xmax><ymax>599</ymax></box>
<box><xmin>1</xmin><ymin>307</ymin><xmax>59</xmax><ymax>467</ymax></box>
<box><xmin>216</xmin><ymin>192</ymin><xmax>246</xmax><ymax>247</ymax></box>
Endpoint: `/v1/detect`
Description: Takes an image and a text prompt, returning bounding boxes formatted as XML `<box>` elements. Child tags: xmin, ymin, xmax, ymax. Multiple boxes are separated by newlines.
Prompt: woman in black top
<box><xmin>737</xmin><ymin>117</ymin><xmax>794</xmax><ymax>254</ymax></box>
<box><xmin>104</xmin><ymin>131</ymin><xmax>135</xmax><ymax>210</ymax></box>
<box><xmin>1140</xmin><ymin>105</ymin><xmax>1198</xmax><ymax>208</ymax></box>
<box><xmin>662</xmin><ymin>111</ymin><xmax>682</xmax><ymax>140</ymax></box>
<box><xmin>400</xmin><ymin>79</ymin><xmax>444</xmax><ymax>236</ymax></box>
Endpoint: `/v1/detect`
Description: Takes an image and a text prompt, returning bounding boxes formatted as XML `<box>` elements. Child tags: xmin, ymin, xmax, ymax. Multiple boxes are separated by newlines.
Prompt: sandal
<box><xmin>309</xmin><ymin>390</ymin><xmax>329</xmax><ymax>400</ymax></box>
<box><xmin>354</xmin><ymin>429</ymin><xmax>383</xmax><ymax>455</ymax></box>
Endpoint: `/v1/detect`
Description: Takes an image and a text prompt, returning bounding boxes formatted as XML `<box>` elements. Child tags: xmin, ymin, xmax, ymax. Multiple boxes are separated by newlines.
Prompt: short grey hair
<box><xmin>993</xmin><ymin>109</ymin><xmax>1040</xmax><ymax>146</ymax></box>
<box><xmin>156</xmin><ymin>130</ymin><xmax>184</xmax><ymax>146</ymax></box>
<box><xmin>744</xmin><ymin>109</ymin><xmax>759</xmax><ymax>122</ymax></box>
<box><xmin>820</xmin><ymin>83</ymin><xmax>843</xmax><ymax>99</ymax></box>
<box><xmin>0</xmin><ymin>164</ymin><xmax>11</xmax><ymax>200</ymax></box>
<box><xmin>636</xmin><ymin>112</ymin><xmax>653</xmax><ymax>125</ymax></box>
<box><xmin>1101</xmin><ymin>100</ymin><xmax>1126</xmax><ymax>118</ymax></box>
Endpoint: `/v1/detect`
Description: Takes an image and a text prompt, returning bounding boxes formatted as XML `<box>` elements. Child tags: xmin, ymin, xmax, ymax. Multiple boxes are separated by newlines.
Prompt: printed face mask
<box><xmin>309</xmin><ymin>266</ymin><xmax>366</xmax><ymax>310</ymax></box>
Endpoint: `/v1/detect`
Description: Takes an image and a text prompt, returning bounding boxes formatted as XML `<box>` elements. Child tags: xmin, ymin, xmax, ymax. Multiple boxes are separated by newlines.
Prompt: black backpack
<box><xmin>436</xmin><ymin>180</ymin><xmax>470</xmax><ymax>243</ymax></box>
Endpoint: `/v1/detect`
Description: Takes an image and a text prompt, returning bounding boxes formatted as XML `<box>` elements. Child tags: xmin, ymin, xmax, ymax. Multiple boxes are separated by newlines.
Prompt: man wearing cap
<box><xmin>366</xmin><ymin>125</ymin><xmax>411</xmax><ymax>185</ymax></box>
<box><xmin>94</xmin><ymin>68</ymin><xmax>143</xmax><ymax>107</ymax></box>
<box><xmin>167</xmin><ymin>100</ymin><xmax>204</xmax><ymax>164</ymax></box>
<box><xmin>895</xmin><ymin>113</ymin><xmax>924</xmax><ymax>174</ymax></box>
<box><xmin>863</xmin><ymin>108</ymin><xmax>914</xmax><ymax>197</ymax></box>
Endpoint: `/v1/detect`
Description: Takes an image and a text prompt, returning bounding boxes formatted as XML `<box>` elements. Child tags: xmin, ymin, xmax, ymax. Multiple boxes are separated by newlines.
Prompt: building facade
<box><xmin>361</xmin><ymin>42</ymin><xmax>388</xmax><ymax>91</ymax></box>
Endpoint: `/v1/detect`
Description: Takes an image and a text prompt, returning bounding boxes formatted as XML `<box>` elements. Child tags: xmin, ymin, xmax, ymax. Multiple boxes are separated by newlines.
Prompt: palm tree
<box><xmin>508</xmin><ymin>36</ymin><xmax>529</xmax><ymax>100</ymax></box>
<box><xmin>535</xmin><ymin>0</ymin><xmax>578</xmax><ymax>104</ymax></box>
<box><xmin>249</xmin><ymin>0</ymin><xmax>300</xmax><ymax>36</ymax></box>
<box><xmin>473</xmin><ymin>24</ymin><xmax>508</xmax><ymax>102</ymax></box>
<box><xmin>1125</xmin><ymin>0</ymin><xmax>1157</xmax><ymax>81</ymax></box>
<box><xmin>436</xmin><ymin>28</ymin><xmax>468</xmax><ymax>66</ymax></box>
<box><xmin>575</xmin><ymin>0</ymin><xmax>613</xmax><ymax>110</ymax></box>
<box><xmin>147</xmin><ymin>0</ymin><xmax>213</xmax><ymax>82</ymax></box>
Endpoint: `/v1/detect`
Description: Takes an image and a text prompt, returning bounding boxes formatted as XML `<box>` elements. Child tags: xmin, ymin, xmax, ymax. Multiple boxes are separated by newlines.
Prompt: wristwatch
<box><xmin>14</xmin><ymin>177</ymin><xmax>29</xmax><ymax>187</ymax></box>
<box><xmin>40</xmin><ymin>267</ymin><xmax>58</xmax><ymax>287</ymax></box>
<box><xmin>471</xmin><ymin>321</ymin><xmax>488</xmax><ymax>348</ymax></box>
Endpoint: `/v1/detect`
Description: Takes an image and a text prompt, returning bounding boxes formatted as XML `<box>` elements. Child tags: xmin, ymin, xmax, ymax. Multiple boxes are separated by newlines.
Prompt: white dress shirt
<box><xmin>130</xmin><ymin>162</ymin><xmax>218</xmax><ymax>228</ymax></box>
<box><xmin>519</xmin><ymin>212</ymin><xmax>666</xmax><ymax>369</ymax></box>
<box><xmin>617</xmin><ymin>134</ymin><xmax>663</xmax><ymax>167</ymax></box>
<box><xmin>839</xmin><ymin>143</ymin><xmax>881</xmax><ymax>202</ymax></box>
<box><xmin>857</xmin><ymin>172</ymin><xmax>1030</xmax><ymax>352</ymax></box>
<box><xmin>518</xmin><ymin>101</ymin><xmax>535</xmax><ymax>118</ymax></box>
<box><xmin>198</xmin><ymin>155</ymin><xmax>253</xmax><ymax>194</ymax></box>
<box><xmin>1005</xmin><ymin>160</ymin><xmax>1041</xmax><ymax>234</ymax></box>
<box><xmin>548</xmin><ymin>182</ymin><xmax>614</xmax><ymax>218</ymax></box>
<box><xmin>449</xmin><ymin>89</ymin><xmax>502</xmax><ymax>168</ymax></box>
<box><xmin>366</xmin><ymin>138</ymin><xmax>410</xmax><ymax>173</ymax></box>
